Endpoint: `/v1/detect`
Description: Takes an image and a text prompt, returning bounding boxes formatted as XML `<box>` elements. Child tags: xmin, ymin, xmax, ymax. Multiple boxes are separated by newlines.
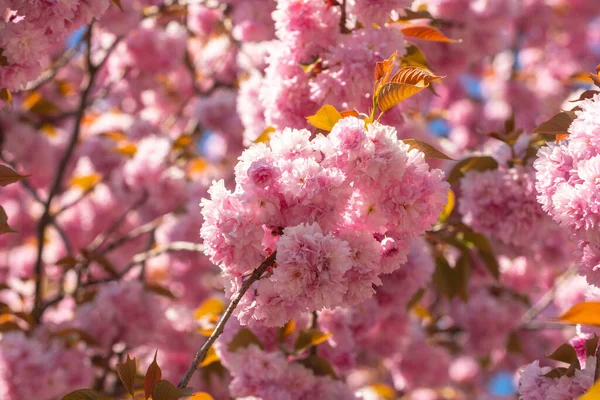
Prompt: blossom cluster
<box><xmin>201</xmin><ymin>117</ymin><xmax>449</xmax><ymax>326</ymax></box>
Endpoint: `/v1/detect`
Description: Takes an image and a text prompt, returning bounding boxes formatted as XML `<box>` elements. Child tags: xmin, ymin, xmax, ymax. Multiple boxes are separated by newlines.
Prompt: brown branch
<box><xmin>31</xmin><ymin>27</ymin><xmax>121</xmax><ymax>322</ymax></box>
<box><xmin>177</xmin><ymin>252</ymin><xmax>277</xmax><ymax>389</ymax></box>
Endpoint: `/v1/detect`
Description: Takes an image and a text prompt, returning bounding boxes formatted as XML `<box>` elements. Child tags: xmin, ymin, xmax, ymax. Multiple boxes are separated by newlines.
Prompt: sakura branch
<box><xmin>178</xmin><ymin>251</ymin><xmax>277</xmax><ymax>389</ymax></box>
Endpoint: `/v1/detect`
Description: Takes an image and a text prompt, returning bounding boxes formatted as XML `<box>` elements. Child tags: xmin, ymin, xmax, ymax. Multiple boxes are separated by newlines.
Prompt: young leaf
<box><xmin>144</xmin><ymin>350</ymin><xmax>162</xmax><ymax>400</ymax></box>
<box><xmin>116</xmin><ymin>355</ymin><xmax>137</xmax><ymax>397</ymax></box>
<box><xmin>340</xmin><ymin>110</ymin><xmax>359</xmax><ymax>118</ymax></box>
<box><xmin>69</xmin><ymin>173</ymin><xmax>102</xmax><ymax>191</ymax></box>
<box><xmin>374</xmin><ymin>51</ymin><xmax>398</xmax><ymax>87</ymax></box>
<box><xmin>110</xmin><ymin>0</ymin><xmax>124</xmax><ymax>12</ymax></box>
<box><xmin>570</xmin><ymin>90</ymin><xmax>599</xmax><ymax>103</ymax></box>
<box><xmin>80</xmin><ymin>250</ymin><xmax>119</xmax><ymax>276</ymax></box>
<box><xmin>0</xmin><ymin>206</ymin><xmax>16</xmax><ymax>235</ymax></box>
<box><xmin>188</xmin><ymin>394</ymin><xmax>215</xmax><ymax>400</ymax></box>
<box><xmin>401</xmin><ymin>44</ymin><xmax>429</xmax><ymax>68</ymax></box>
<box><xmin>585</xmin><ymin>334</ymin><xmax>599</xmax><ymax>358</ymax></box>
<box><xmin>447</xmin><ymin>156</ymin><xmax>499</xmax><ymax>185</ymax></box>
<box><xmin>254</xmin><ymin>126</ymin><xmax>276</xmax><ymax>144</ymax></box>
<box><xmin>458</xmin><ymin>227</ymin><xmax>500</xmax><ymax>280</ymax></box>
<box><xmin>376</xmin><ymin>83</ymin><xmax>425</xmax><ymax>112</ymax></box>
<box><xmin>367</xmin><ymin>383</ymin><xmax>395</xmax><ymax>399</ymax></box>
<box><xmin>402</xmin><ymin>139</ymin><xmax>454</xmax><ymax>160</ymax></box>
<box><xmin>400</xmin><ymin>25</ymin><xmax>459</xmax><ymax>43</ymax></box>
<box><xmin>559</xmin><ymin>302</ymin><xmax>600</xmax><ymax>326</ymax></box>
<box><xmin>144</xmin><ymin>283</ymin><xmax>177</xmax><ymax>299</ymax></box>
<box><xmin>297</xmin><ymin>355</ymin><xmax>337</xmax><ymax>378</ymax></box>
<box><xmin>152</xmin><ymin>380</ymin><xmax>185</xmax><ymax>400</ymax></box>
<box><xmin>533</xmin><ymin>111</ymin><xmax>576</xmax><ymax>135</ymax></box>
<box><xmin>0</xmin><ymin>88</ymin><xmax>12</xmax><ymax>104</ymax></box>
<box><xmin>294</xmin><ymin>329</ymin><xmax>332</xmax><ymax>352</ymax></box>
<box><xmin>546</xmin><ymin>343</ymin><xmax>581</xmax><ymax>369</ymax></box>
<box><xmin>227</xmin><ymin>328</ymin><xmax>264</xmax><ymax>352</ymax></box>
<box><xmin>194</xmin><ymin>297</ymin><xmax>225</xmax><ymax>320</ymax></box>
<box><xmin>580</xmin><ymin>380</ymin><xmax>600</xmax><ymax>400</ymax></box>
<box><xmin>306</xmin><ymin>105</ymin><xmax>342</xmax><ymax>132</ymax></box>
<box><xmin>0</xmin><ymin>165</ymin><xmax>29</xmax><ymax>186</ymax></box>
<box><xmin>390</xmin><ymin>66</ymin><xmax>443</xmax><ymax>87</ymax></box>
<box><xmin>61</xmin><ymin>389</ymin><xmax>104</xmax><ymax>400</ymax></box>
<box><xmin>439</xmin><ymin>189</ymin><xmax>455</xmax><ymax>223</ymax></box>
<box><xmin>278</xmin><ymin>319</ymin><xmax>296</xmax><ymax>342</ymax></box>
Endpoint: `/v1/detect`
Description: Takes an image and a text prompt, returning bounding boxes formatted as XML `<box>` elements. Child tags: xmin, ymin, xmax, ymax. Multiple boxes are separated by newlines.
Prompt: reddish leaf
<box><xmin>400</xmin><ymin>25</ymin><xmax>459</xmax><ymax>43</ymax></box>
<box><xmin>534</xmin><ymin>110</ymin><xmax>576</xmax><ymax>135</ymax></box>
<box><xmin>116</xmin><ymin>355</ymin><xmax>137</xmax><ymax>396</ymax></box>
<box><xmin>144</xmin><ymin>350</ymin><xmax>162</xmax><ymax>400</ymax></box>
<box><xmin>0</xmin><ymin>165</ymin><xmax>28</xmax><ymax>187</ymax></box>
<box><xmin>0</xmin><ymin>206</ymin><xmax>15</xmax><ymax>235</ymax></box>
<box><xmin>402</xmin><ymin>139</ymin><xmax>454</xmax><ymax>160</ymax></box>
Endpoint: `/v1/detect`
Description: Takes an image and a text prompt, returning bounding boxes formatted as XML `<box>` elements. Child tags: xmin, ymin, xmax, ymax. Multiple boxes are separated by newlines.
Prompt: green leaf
<box><xmin>306</xmin><ymin>105</ymin><xmax>342</xmax><ymax>132</ymax></box>
<box><xmin>447</xmin><ymin>156</ymin><xmax>499</xmax><ymax>185</ymax></box>
<box><xmin>546</xmin><ymin>343</ymin><xmax>581</xmax><ymax>369</ymax></box>
<box><xmin>0</xmin><ymin>165</ymin><xmax>29</xmax><ymax>187</ymax></box>
<box><xmin>0</xmin><ymin>206</ymin><xmax>16</xmax><ymax>235</ymax></box>
<box><xmin>402</xmin><ymin>139</ymin><xmax>454</xmax><ymax>160</ymax></box>
<box><xmin>61</xmin><ymin>389</ymin><xmax>104</xmax><ymax>400</ymax></box>
<box><xmin>144</xmin><ymin>350</ymin><xmax>162</xmax><ymax>400</ymax></box>
<box><xmin>294</xmin><ymin>329</ymin><xmax>332</xmax><ymax>352</ymax></box>
<box><xmin>297</xmin><ymin>355</ymin><xmax>337</xmax><ymax>378</ymax></box>
<box><xmin>152</xmin><ymin>380</ymin><xmax>185</xmax><ymax>400</ymax></box>
<box><xmin>227</xmin><ymin>328</ymin><xmax>264</xmax><ymax>353</ymax></box>
<box><xmin>116</xmin><ymin>355</ymin><xmax>137</xmax><ymax>397</ymax></box>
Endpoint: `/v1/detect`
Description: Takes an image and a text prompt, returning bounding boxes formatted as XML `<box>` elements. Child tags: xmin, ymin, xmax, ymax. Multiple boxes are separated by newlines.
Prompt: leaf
<box><xmin>21</xmin><ymin>91</ymin><xmax>59</xmax><ymax>115</ymax></box>
<box><xmin>585</xmin><ymin>334</ymin><xmax>599</xmax><ymax>357</ymax></box>
<box><xmin>570</xmin><ymin>90</ymin><xmax>599</xmax><ymax>103</ymax></box>
<box><xmin>0</xmin><ymin>88</ymin><xmax>12</xmax><ymax>104</ymax></box>
<box><xmin>447</xmin><ymin>156</ymin><xmax>499</xmax><ymax>184</ymax></box>
<box><xmin>227</xmin><ymin>328</ymin><xmax>264</xmax><ymax>352</ymax></box>
<box><xmin>546</xmin><ymin>343</ymin><xmax>581</xmax><ymax>369</ymax></box>
<box><xmin>374</xmin><ymin>51</ymin><xmax>398</xmax><ymax>87</ymax></box>
<box><xmin>152</xmin><ymin>380</ymin><xmax>185</xmax><ymax>400</ymax></box>
<box><xmin>194</xmin><ymin>297</ymin><xmax>225</xmax><ymax>320</ymax></box>
<box><xmin>144</xmin><ymin>350</ymin><xmax>162</xmax><ymax>400</ymax></box>
<box><xmin>340</xmin><ymin>110</ymin><xmax>359</xmax><ymax>118</ymax></box>
<box><xmin>507</xmin><ymin>332</ymin><xmax>523</xmax><ymax>354</ymax></box>
<box><xmin>306</xmin><ymin>105</ymin><xmax>342</xmax><ymax>132</ymax></box>
<box><xmin>0</xmin><ymin>48</ymin><xmax>7</xmax><ymax>66</ymax></box>
<box><xmin>402</xmin><ymin>139</ymin><xmax>454</xmax><ymax>160</ymax></box>
<box><xmin>580</xmin><ymin>380</ymin><xmax>600</xmax><ymax>400</ymax></box>
<box><xmin>458</xmin><ymin>227</ymin><xmax>500</xmax><ymax>280</ymax></box>
<box><xmin>0</xmin><ymin>165</ymin><xmax>28</xmax><ymax>186</ymax></box>
<box><xmin>533</xmin><ymin>111</ymin><xmax>576</xmax><ymax>135</ymax></box>
<box><xmin>543</xmin><ymin>367</ymin><xmax>567</xmax><ymax>379</ymax></box>
<box><xmin>278</xmin><ymin>319</ymin><xmax>296</xmax><ymax>342</ymax></box>
<box><xmin>188</xmin><ymin>394</ymin><xmax>215</xmax><ymax>400</ymax></box>
<box><xmin>453</xmin><ymin>253</ymin><xmax>471</xmax><ymax>301</ymax></box>
<box><xmin>56</xmin><ymin>256</ymin><xmax>78</xmax><ymax>269</ymax></box>
<box><xmin>294</xmin><ymin>329</ymin><xmax>332</xmax><ymax>352</ymax></box>
<box><xmin>0</xmin><ymin>206</ymin><xmax>15</xmax><ymax>235</ymax></box>
<box><xmin>367</xmin><ymin>383</ymin><xmax>395</xmax><ymax>399</ymax></box>
<box><xmin>80</xmin><ymin>249</ymin><xmax>119</xmax><ymax>276</ymax></box>
<box><xmin>432</xmin><ymin>255</ymin><xmax>456</xmax><ymax>299</ymax></box>
<box><xmin>69</xmin><ymin>173</ymin><xmax>102</xmax><ymax>191</ymax></box>
<box><xmin>254</xmin><ymin>126</ymin><xmax>276</xmax><ymax>144</ymax></box>
<box><xmin>401</xmin><ymin>44</ymin><xmax>430</xmax><ymax>68</ymax></box>
<box><xmin>199</xmin><ymin>346</ymin><xmax>220</xmax><ymax>367</ymax></box>
<box><xmin>376</xmin><ymin>82</ymin><xmax>425</xmax><ymax>112</ymax></box>
<box><xmin>115</xmin><ymin>142</ymin><xmax>138</xmax><ymax>157</ymax></box>
<box><xmin>297</xmin><ymin>355</ymin><xmax>337</xmax><ymax>378</ymax></box>
<box><xmin>145</xmin><ymin>283</ymin><xmax>177</xmax><ymax>299</ymax></box>
<box><xmin>400</xmin><ymin>25</ymin><xmax>459</xmax><ymax>43</ymax></box>
<box><xmin>559</xmin><ymin>302</ymin><xmax>600</xmax><ymax>326</ymax></box>
<box><xmin>406</xmin><ymin>288</ymin><xmax>425</xmax><ymax>310</ymax></box>
<box><xmin>390</xmin><ymin>66</ymin><xmax>444</xmax><ymax>87</ymax></box>
<box><xmin>397</xmin><ymin>8</ymin><xmax>437</xmax><ymax>21</ymax></box>
<box><xmin>110</xmin><ymin>0</ymin><xmax>124</xmax><ymax>12</ymax></box>
<box><xmin>439</xmin><ymin>189</ymin><xmax>455</xmax><ymax>223</ymax></box>
<box><xmin>61</xmin><ymin>389</ymin><xmax>104</xmax><ymax>400</ymax></box>
<box><xmin>116</xmin><ymin>355</ymin><xmax>137</xmax><ymax>396</ymax></box>
<box><xmin>55</xmin><ymin>328</ymin><xmax>99</xmax><ymax>346</ymax></box>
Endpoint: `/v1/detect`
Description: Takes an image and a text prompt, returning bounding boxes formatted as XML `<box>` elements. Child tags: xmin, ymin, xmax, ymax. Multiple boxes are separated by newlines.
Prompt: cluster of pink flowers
<box><xmin>0</xmin><ymin>331</ymin><xmax>95</xmax><ymax>400</ymax></box>
<box><xmin>518</xmin><ymin>357</ymin><xmax>595</xmax><ymax>399</ymax></box>
<box><xmin>535</xmin><ymin>93</ymin><xmax>600</xmax><ymax>285</ymax></box>
<box><xmin>1</xmin><ymin>0</ymin><xmax>110</xmax><ymax>91</ymax></box>
<box><xmin>201</xmin><ymin>117</ymin><xmax>449</xmax><ymax>326</ymax></box>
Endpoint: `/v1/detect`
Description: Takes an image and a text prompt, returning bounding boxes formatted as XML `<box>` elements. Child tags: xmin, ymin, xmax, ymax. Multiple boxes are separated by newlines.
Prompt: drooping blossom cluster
<box><xmin>535</xmin><ymin>93</ymin><xmax>600</xmax><ymax>286</ymax></box>
<box><xmin>518</xmin><ymin>357</ymin><xmax>596</xmax><ymax>399</ymax></box>
<box><xmin>201</xmin><ymin>117</ymin><xmax>449</xmax><ymax>326</ymax></box>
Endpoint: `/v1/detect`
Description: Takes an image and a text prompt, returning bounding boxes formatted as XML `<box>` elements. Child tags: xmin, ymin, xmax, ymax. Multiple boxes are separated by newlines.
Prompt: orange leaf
<box><xmin>390</xmin><ymin>66</ymin><xmax>444</xmax><ymax>87</ymax></box>
<box><xmin>306</xmin><ymin>105</ymin><xmax>342</xmax><ymax>132</ymax></box>
<box><xmin>0</xmin><ymin>88</ymin><xmax>12</xmax><ymax>104</ymax></box>
<box><xmin>374</xmin><ymin>50</ymin><xmax>398</xmax><ymax>84</ymax></box>
<box><xmin>340</xmin><ymin>110</ymin><xmax>359</xmax><ymax>118</ymax></box>
<box><xmin>559</xmin><ymin>302</ymin><xmax>600</xmax><ymax>326</ymax></box>
<box><xmin>254</xmin><ymin>126</ymin><xmax>276</xmax><ymax>144</ymax></box>
<box><xmin>401</xmin><ymin>25</ymin><xmax>459</xmax><ymax>43</ymax></box>
<box><xmin>376</xmin><ymin>83</ymin><xmax>425</xmax><ymax>113</ymax></box>
<box><xmin>199</xmin><ymin>346</ymin><xmax>220</xmax><ymax>367</ymax></box>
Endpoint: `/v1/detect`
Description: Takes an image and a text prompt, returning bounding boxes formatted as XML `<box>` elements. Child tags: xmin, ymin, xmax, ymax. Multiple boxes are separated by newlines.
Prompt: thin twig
<box><xmin>177</xmin><ymin>252</ymin><xmax>277</xmax><ymax>389</ymax></box>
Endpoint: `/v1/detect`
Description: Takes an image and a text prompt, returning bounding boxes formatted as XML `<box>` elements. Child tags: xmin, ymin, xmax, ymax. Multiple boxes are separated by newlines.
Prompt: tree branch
<box><xmin>177</xmin><ymin>252</ymin><xmax>277</xmax><ymax>389</ymax></box>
